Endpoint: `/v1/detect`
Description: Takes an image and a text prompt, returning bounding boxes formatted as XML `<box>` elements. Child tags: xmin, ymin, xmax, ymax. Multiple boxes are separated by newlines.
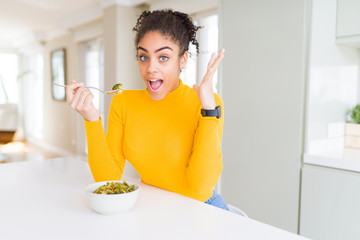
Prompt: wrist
<box><xmin>85</xmin><ymin>117</ymin><xmax>100</xmax><ymax>122</ymax></box>
<box><xmin>201</xmin><ymin>97</ymin><xmax>216</xmax><ymax>109</ymax></box>
<box><xmin>201</xmin><ymin>103</ymin><xmax>216</xmax><ymax>110</ymax></box>
<box><xmin>201</xmin><ymin>105</ymin><xmax>221</xmax><ymax>118</ymax></box>
<box><xmin>84</xmin><ymin>113</ymin><xmax>100</xmax><ymax>122</ymax></box>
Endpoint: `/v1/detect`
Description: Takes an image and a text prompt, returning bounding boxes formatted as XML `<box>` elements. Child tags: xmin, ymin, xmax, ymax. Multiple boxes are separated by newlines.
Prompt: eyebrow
<box><xmin>137</xmin><ymin>46</ymin><xmax>173</xmax><ymax>53</ymax></box>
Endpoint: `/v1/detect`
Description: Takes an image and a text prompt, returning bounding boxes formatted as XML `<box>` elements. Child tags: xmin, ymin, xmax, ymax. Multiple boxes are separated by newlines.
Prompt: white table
<box><xmin>0</xmin><ymin>158</ymin><xmax>309</xmax><ymax>240</ymax></box>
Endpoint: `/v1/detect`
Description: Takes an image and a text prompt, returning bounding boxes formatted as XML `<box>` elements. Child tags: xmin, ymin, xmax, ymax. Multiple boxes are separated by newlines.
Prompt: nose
<box><xmin>147</xmin><ymin>58</ymin><xmax>158</xmax><ymax>73</ymax></box>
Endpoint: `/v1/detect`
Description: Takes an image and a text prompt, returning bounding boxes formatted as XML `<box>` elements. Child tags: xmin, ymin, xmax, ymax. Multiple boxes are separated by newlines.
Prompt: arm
<box><xmin>189</xmin><ymin>49</ymin><xmax>225</xmax><ymax>194</ymax></box>
<box><xmin>85</xmin><ymin>94</ymin><xmax>126</xmax><ymax>182</ymax></box>
<box><xmin>65</xmin><ymin>80</ymin><xmax>125</xmax><ymax>182</ymax></box>
<box><xmin>186</xmin><ymin>94</ymin><xmax>224</xmax><ymax>194</ymax></box>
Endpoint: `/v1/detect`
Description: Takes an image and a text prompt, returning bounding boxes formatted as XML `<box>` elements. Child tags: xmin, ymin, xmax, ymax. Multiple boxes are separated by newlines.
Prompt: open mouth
<box><xmin>148</xmin><ymin>79</ymin><xmax>163</xmax><ymax>92</ymax></box>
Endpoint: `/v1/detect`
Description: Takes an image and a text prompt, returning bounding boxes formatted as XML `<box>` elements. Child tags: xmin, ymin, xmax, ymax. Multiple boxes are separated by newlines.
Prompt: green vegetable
<box><xmin>93</xmin><ymin>181</ymin><xmax>135</xmax><ymax>194</ymax></box>
<box><xmin>112</xmin><ymin>83</ymin><xmax>123</xmax><ymax>93</ymax></box>
<box><xmin>350</xmin><ymin>104</ymin><xmax>360</xmax><ymax>124</ymax></box>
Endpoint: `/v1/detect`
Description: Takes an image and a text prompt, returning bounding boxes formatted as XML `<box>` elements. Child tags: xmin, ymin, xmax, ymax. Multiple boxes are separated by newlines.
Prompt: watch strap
<box><xmin>201</xmin><ymin>105</ymin><xmax>221</xmax><ymax>119</ymax></box>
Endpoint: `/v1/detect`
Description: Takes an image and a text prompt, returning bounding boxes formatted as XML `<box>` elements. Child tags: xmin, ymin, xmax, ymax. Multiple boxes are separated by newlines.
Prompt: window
<box><xmin>20</xmin><ymin>53</ymin><xmax>44</xmax><ymax>139</ymax></box>
<box><xmin>180</xmin><ymin>12</ymin><xmax>219</xmax><ymax>93</ymax></box>
<box><xmin>80</xmin><ymin>38</ymin><xmax>104</xmax><ymax>154</ymax></box>
<box><xmin>82</xmin><ymin>39</ymin><xmax>104</xmax><ymax>117</ymax></box>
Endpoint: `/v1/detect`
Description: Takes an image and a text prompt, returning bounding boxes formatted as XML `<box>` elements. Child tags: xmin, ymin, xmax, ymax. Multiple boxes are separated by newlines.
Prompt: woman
<box><xmin>66</xmin><ymin>9</ymin><xmax>228</xmax><ymax>210</ymax></box>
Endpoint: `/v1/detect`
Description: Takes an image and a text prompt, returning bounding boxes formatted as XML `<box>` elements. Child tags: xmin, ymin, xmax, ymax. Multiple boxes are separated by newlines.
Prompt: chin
<box><xmin>150</xmin><ymin>94</ymin><xmax>165</xmax><ymax>101</ymax></box>
<box><xmin>148</xmin><ymin>90</ymin><xmax>166</xmax><ymax>101</ymax></box>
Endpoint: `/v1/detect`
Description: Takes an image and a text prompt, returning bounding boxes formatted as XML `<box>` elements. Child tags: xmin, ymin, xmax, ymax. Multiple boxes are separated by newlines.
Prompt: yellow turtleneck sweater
<box><xmin>84</xmin><ymin>80</ymin><xmax>224</xmax><ymax>202</ymax></box>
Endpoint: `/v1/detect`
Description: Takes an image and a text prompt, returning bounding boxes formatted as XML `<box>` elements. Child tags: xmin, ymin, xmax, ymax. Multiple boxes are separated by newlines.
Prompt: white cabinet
<box><xmin>336</xmin><ymin>0</ymin><xmax>360</xmax><ymax>47</ymax></box>
<box><xmin>300</xmin><ymin>164</ymin><xmax>360</xmax><ymax>240</ymax></box>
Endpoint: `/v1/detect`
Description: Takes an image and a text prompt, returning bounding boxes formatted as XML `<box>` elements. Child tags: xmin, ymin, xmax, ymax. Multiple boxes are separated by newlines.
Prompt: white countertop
<box><xmin>0</xmin><ymin>158</ymin><xmax>309</xmax><ymax>240</ymax></box>
<box><xmin>304</xmin><ymin>148</ymin><xmax>360</xmax><ymax>173</ymax></box>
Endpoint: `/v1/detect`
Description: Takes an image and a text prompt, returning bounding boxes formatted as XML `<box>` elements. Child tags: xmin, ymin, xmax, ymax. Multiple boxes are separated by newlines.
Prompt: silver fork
<box><xmin>53</xmin><ymin>83</ymin><xmax>122</xmax><ymax>95</ymax></box>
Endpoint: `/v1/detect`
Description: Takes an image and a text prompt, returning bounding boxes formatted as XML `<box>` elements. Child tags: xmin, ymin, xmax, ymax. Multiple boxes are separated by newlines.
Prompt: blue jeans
<box><xmin>204</xmin><ymin>190</ymin><xmax>229</xmax><ymax>211</ymax></box>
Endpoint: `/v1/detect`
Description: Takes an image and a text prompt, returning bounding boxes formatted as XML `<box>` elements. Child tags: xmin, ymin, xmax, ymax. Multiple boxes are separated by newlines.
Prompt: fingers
<box><xmin>202</xmin><ymin>48</ymin><xmax>225</xmax><ymax>85</ymax></box>
<box><xmin>207</xmin><ymin>53</ymin><xmax>216</xmax><ymax>70</ymax></box>
<box><xmin>193</xmin><ymin>84</ymin><xmax>200</xmax><ymax>94</ymax></box>
<box><xmin>64</xmin><ymin>80</ymin><xmax>99</xmax><ymax>121</ymax></box>
<box><xmin>75</xmin><ymin>88</ymin><xmax>90</xmax><ymax>112</ymax></box>
<box><xmin>69</xmin><ymin>87</ymin><xmax>91</xmax><ymax>112</ymax></box>
<box><xmin>195</xmin><ymin>49</ymin><xmax>224</xmax><ymax>110</ymax></box>
<box><xmin>83</xmin><ymin>92</ymin><xmax>94</xmax><ymax>111</ymax></box>
<box><xmin>203</xmin><ymin>68</ymin><xmax>216</xmax><ymax>84</ymax></box>
<box><xmin>209</xmin><ymin>48</ymin><xmax>225</xmax><ymax>71</ymax></box>
<box><xmin>66</xmin><ymin>80</ymin><xmax>84</xmax><ymax>103</ymax></box>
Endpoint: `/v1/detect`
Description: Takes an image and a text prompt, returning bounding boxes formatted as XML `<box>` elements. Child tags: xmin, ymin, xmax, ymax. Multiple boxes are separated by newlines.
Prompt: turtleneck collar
<box><xmin>144</xmin><ymin>79</ymin><xmax>186</xmax><ymax>103</ymax></box>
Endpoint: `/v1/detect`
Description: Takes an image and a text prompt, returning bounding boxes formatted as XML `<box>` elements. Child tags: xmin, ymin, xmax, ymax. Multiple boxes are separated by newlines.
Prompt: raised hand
<box><xmin>66</xmin><ymin>80</ymin><xmax>100</xmax><ymax>121</ymax></box>
<box><xmin>193</xmin><ymin>48</ymin><xmax>225</xmax><ymax>110</ymax></box>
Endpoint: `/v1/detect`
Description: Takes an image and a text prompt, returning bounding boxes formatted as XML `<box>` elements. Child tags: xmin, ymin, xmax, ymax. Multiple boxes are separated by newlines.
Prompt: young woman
<box><xmin>66</xmin><ymin>9</ymin><xmax>228</xmax><ymax>210</ymax></box>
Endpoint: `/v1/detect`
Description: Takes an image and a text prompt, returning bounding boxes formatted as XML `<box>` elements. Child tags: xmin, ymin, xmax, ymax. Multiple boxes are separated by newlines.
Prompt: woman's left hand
<box><xmin>193</xmin><ymin>48</ymin><xmax>225</xmax><ymax>110</ymax></box>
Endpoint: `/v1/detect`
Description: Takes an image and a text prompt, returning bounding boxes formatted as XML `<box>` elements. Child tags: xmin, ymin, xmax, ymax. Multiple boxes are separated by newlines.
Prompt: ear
<box><xmin>180</xmin><ymin>51</ymin><xmax>188</xmax><ymax>69</ymax></box>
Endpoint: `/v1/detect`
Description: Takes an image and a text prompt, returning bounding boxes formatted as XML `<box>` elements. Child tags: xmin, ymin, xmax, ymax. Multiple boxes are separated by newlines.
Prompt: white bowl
<box><xmin>86</xmin><ymin>180</ymin><xmax>140</xmax><ymax>214</ymax></box>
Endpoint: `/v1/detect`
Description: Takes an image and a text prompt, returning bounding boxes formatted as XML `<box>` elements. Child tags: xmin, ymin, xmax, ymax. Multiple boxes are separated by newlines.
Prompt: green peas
<box><xmin>93</xmin><ymin>181</ymin><xmax>135</xmax><ymax>194</ymax></box>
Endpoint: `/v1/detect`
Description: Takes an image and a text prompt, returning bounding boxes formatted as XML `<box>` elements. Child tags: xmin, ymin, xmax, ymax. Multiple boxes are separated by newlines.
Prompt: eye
<box><xmin>139</xmin><ymin>55</ymin><xmax>148</xmax><ymax>62</ymax></box>
<box><xmin>159</xmin><ymin>56</ymin><xmax>168</xmax><ymax>62</ymax></box>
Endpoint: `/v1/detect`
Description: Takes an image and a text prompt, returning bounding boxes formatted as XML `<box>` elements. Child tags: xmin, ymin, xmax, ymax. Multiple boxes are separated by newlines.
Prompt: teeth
<box><xmin>149</xmin><ymin>79</ymin><xmax>159</xmax><ymax>82</ymax></box>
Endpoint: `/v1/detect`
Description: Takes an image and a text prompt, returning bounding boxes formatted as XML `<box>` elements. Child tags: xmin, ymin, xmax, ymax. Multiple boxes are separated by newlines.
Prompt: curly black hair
<box><xmin>133</xmin><ymin>9</ymin><xmax>202</xmax><ymax>57</ymax></box>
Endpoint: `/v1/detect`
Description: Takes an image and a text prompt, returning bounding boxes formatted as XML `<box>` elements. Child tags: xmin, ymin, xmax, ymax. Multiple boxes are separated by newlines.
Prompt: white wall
<box><xmin>102</xmin><ymin>4</ymin><xmax>146</xmax><ymax>131</ymax></box>
<box><xmin>43</xmin><ymin>34</ymin><xmax>80</xmax><ymax>155</ymax></box>
<box><xmin>102</xmin><ymin>4</ymin><xmax>147</xmax><ymax>179</ymax></box>
<box><xmin>34</xmin><ymin>4</ymin><xmax>146</xmax><ymax>161</ymax></box>
<box><xmin>306</xmin><ymin>0</ymin><xmax>360</xmax><ymax>153</ymax></box>
<box><xmin>219</xmin><ymin>0</ymin><xmax>309</xmax><ymax>233</ymax></box>
<box><xmin>149</xmin><ymin>0</ymin><xmax>217</xmax><ymax>14</ymax></box>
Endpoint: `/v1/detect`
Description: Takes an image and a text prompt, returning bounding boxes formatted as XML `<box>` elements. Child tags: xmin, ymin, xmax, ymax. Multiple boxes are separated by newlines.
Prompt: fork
<box><xmin>53</xmin><ymin>83</ymin><xmax>122</xmax><ymax>95</ymax></box>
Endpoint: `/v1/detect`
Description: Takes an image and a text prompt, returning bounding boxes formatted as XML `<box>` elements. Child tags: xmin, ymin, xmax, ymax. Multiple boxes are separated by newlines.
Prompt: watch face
<box><xmin>215</xmin><ymin>105</ymin><xmax>221</xmax><ymax>118</ymax></box>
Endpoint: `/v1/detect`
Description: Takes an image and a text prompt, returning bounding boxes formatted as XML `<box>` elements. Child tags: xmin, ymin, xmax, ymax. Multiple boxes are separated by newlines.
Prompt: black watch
<box><xmin>201</xmin><ymin>105</ymin><xmax>221</xmax><ymax>119</ymax></box>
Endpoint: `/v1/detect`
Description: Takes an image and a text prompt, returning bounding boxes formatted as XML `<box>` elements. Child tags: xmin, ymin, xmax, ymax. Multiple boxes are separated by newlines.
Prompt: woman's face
<box><xmin>137</xmin><ymin>31</ymin><xmax>188</xmax><ymax>101</ymax></box>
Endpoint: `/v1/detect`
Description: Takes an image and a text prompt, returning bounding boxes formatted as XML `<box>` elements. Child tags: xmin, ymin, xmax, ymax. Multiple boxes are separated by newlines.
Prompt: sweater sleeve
<box><xmin>84</xmin><ymin>94</ymin><xmax>126</xmax><ymax>182</ymax></box>
<box><xmin>186</xmin><ymin>94</ymin><xmax>224</xmax><ymax>195</ymax></box>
